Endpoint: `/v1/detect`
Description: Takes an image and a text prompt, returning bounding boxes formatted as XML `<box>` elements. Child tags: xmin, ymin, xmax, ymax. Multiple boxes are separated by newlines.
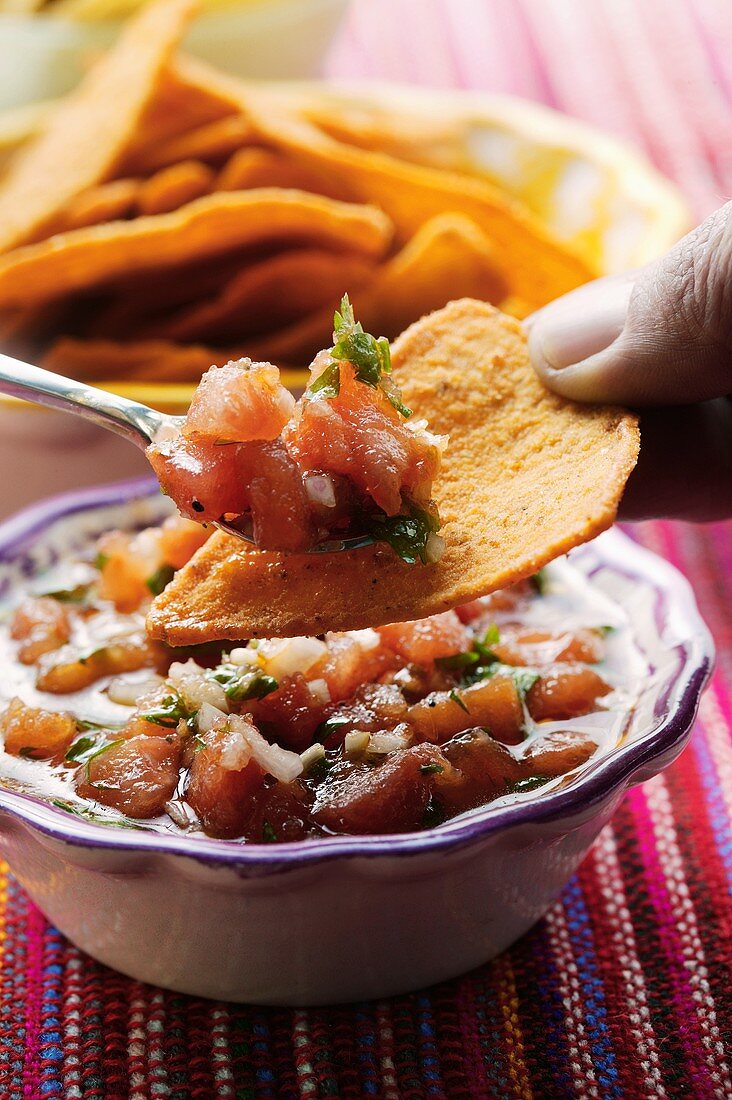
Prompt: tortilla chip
<box><xmin>136</xmin><ymin>160</ymin><xmax>214</xmax><ymax>216</ymax></box>
<box><xmin>42</xmin><ymin>336</ymin><xmax>234</xmax><ymax>382</ymax></box>
<box><xmin>0</xmin><ymin>189</ymin><xmax>393</xmax><ymax>307</ymax></box>
<box><xmin>216</xmin><ymin>146</ymin><xmax>348</xmax><ymax>200</ymax></box>
<box><xmin>50</xmin><ymin>178</ymin><xmax>140</xmax><ymax>235</ymax></box>
<box><xmin>127</xmin><ymin>115</ymin><xmax>253</xmax><ymax>175</ymax></box>
<box><xmin>173</xmin><ymin>67</ymin><xmax>595</xmax><ymax>310</ymax></box>
<box><xmin>145</xmin><ymin>249</ymin><xmax>375</xmax><ymax>343</ymax></box>
<box><xmin>147</xmin><ymin>299</ymin><xmax>639</xmax><ymax>643</ymax></box>
<box><xmin>0</xmin><ymin>0</ymin><xmax>196</xmax><ymax>253</ymax></box>
<box><xmin>247</xmin><ymin>213</ymin><xmax>510</xmax><ymax>364</ymax></box>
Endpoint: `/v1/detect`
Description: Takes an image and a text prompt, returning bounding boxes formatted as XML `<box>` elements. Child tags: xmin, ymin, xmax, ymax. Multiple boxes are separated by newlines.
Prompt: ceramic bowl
<box><xmin>0</xmin><ymin>479</ymin><xmax>714</xmax><ymax>1005</ymax></box>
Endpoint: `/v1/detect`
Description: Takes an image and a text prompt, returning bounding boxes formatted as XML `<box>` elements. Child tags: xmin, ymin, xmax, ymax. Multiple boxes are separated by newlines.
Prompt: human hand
<box><xmin>527</xmin><ymin>202</ymin><xmax>732</xmax><ymax>521</ymax></box>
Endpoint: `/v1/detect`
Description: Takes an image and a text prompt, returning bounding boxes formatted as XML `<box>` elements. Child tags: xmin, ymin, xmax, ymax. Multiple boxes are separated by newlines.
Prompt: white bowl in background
<box><xmin>0</xmin><ymin>0</ymin><xmax>348</xmax><ymax>110</ymax></box>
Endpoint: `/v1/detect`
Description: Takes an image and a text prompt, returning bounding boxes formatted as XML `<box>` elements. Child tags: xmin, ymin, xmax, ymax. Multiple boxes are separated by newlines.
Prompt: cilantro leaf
<box><xmin>139</xmin><ymin>691</ymin><xmax>193</xmax><ymax>728</ymax></box>
<box><xmin>511</xmin><ymin>775</ymin><xmax>551</xmax><ymax>794</ymax></box>
<box><xmin>65</xmin><ymin>732</ymin><xmax>110</xmax><ymax>765</ymax></box>
<box><xmin>207</xmin><ymin>664</ymin><xmax>278</xmax><ymax>703</ymax></box>
<box><xmin>449</xmin><ymin>689</ymin><xmax>469</xmax><ymax>713</ymax></box>
<box><xmin>146</xmin><ymin>564</ymin><xmax>175</xmax><ymax>597</ymax></box>
<box><xmin>306</xmin><ymin>360</ymin><xmax>341</xmax><ymax>400</ymax></box>
<box><xmin>328</xmin><ymin>293</ymin><xmax>411</xmax><ymax>418</ymax></box>
<box><xmin>368</xmin><ymin>501</ymin><xmax>441</xmax><ymax>565</ymax></box>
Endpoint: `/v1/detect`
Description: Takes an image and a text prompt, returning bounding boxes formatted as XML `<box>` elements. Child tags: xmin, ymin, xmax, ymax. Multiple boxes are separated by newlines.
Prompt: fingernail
<box><xmin>536</xmin><ymin>278</ymin><xmax>633</xmax><ymax>370</ymax></box>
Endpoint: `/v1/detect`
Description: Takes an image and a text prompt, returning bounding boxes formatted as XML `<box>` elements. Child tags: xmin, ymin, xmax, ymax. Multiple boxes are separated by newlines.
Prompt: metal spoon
<box><xmin>0</xmin><ymin>351</ymin><xmax>374</xmax><ymax>552</ymax></box>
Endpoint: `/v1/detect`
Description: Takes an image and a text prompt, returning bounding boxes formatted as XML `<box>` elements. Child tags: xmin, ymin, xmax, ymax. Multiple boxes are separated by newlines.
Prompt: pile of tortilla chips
<box><xmin>0</xmin><ymin>0</ymin><xmax>596</xmax><ymax>387</ymax></box>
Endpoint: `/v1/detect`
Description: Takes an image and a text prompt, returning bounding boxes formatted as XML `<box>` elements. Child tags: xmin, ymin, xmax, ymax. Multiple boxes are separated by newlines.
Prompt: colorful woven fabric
<box><xmin>2</xmin><ymin>2</ymin><xmax>732</xmax><ymax>1097</ymax></box>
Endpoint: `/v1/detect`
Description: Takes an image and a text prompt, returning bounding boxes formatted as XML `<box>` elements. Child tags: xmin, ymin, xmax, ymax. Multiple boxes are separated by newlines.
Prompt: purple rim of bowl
<box><xmin>0</xmin><ymin>477</ymin><xmax>715</xmax><ymax>870</ymax></box>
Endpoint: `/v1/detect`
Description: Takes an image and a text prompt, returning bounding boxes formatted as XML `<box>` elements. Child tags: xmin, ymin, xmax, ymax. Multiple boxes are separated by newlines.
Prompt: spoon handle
<box><xmin>0</xmin><ymin>351</ymin><xmax>166</xmax><ymax>449</ymax></box>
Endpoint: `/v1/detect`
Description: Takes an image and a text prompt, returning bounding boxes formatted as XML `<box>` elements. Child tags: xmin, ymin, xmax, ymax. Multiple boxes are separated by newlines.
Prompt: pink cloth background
<box><xmin>327</xmin><ymin>0</ymin><xmax>732</xmax><ymax>219</ymax></box>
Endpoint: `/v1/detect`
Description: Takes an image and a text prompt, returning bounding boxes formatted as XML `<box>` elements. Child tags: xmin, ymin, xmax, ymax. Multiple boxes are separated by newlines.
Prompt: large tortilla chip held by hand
<box><xmin>0</xmin><ymin>0</ymin><xmax>196</xmax><ymax>253</ymax></box>
<box><xmin>147</xmin><ymin>300</ymin><xmax>639</xmax><ymax>643</ymax></box>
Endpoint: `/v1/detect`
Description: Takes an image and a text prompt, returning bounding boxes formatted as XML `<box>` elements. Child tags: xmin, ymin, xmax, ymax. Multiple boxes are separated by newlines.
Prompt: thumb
<box><xmin>528</xmin><ymin>202</ymin><xmax>732</xmax><ymax>405</ymax></box>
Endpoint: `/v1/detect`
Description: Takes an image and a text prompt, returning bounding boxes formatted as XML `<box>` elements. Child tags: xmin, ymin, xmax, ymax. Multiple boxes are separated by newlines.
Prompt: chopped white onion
<box><xmin>196</xmin><ymin>701</ymin><xmax>227</xmax><ymax>734</ymax></box>
<box><xmin>307</xmin><ymin>678</ymin><xmax>331</xmax><ymax>705</ymax></box>
<box><xmin>107</xmin><ymin>672</ymin><xmax>162</xmax><ymax>707</ymax></box>
<box><xmin>347</xmin><ymin>628</ymin><xmax>381</xmax><ymax>652</ymax></box>
<box><xmin>164</xmin><ymin>800</ymin><xmax>198</xmax><ymax>829</ymax></box>
<box><xmin>219</xmin><ymin>724</ymin><xmax>253</xmax><ymax>770</ymax></box>
<box><xmin>304</xmin><ymin>473</ymin><xmax>337</xmax><ymax>509</ymax></box>
<box><xmin>230</xmin><ymin>714</ymin><xmax>303</xmax><ymax>783</ymax></box>
<box><xmin>300</xmin><ymin>742</ymin><xmax>326</xmax><ymax>769</ymax></box>
<box><xmin>261</xmin><ymin>636</ymin><xmax>327</xmax><ymax>679</ymax></box>
<box><xmin>168</xmin><ymin>659</ymin><xmax>229</xmax><ymax>712</ymax></box>
<box><xmin>424</xmin><ymin>532</ymin><xmax>446</xmax><ymax>564</ymax></box>
<box><xmin>344</xmin><ymin>730</ymin><xmax>370</xmax><ymax>755</ymax></box>
<box><xmin>368</xmin><ymin>731</ymin><xmax>410</xmax><ymax>754</ymax></box>
<box><xmin>228</xmin><ymin>646</ymin><xmax>260</xmax><ymax>668</ymax></box>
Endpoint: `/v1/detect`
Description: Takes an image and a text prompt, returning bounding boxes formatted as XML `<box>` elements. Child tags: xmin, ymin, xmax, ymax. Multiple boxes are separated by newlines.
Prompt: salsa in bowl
<box><xmin>0</xmin><ymin>480</ymin><xmax>713</xmax><ymax>1003</ymax></box>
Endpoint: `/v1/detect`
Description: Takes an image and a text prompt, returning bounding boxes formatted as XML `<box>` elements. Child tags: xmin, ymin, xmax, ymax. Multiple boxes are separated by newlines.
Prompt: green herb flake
<box><xmin>140</xmin><ymin>691</ymin><xmax>192</xmax><ymax>728</ymax></box>
<box><xmin>421</xmin><ymin>796</ymin><xmax>445</xmax><ymax>829</ymax></box>
<box><xmin>65</xmin><ymin>733</ymin><xmax>106</xmax><ymax>764</ymax></box>
<box><xmin>262</xmin><ymin>820</ymin><xmax>278</xmax><ymax>843</ymax></box>
<box><xmin>511</xmin><ymin>775</ymin><xmax>551</xmax><ymax>794</ymax></box>
<box><xmin>438</xmin><ymin>624</ymin><xmax>500</xmax><ymax>677</ymax></box>
<box><xmin>530</xmin><ymin>569</ymin><xmax>547</xmax><ymax>595</ymax></box>
<box><xmin>314</xmin><ymin>714</ymin><xmax>350</xmax><ymax>744</ymax></box>
<box><xmin>368</xmin><ymin>500</ymin><xmax>441</xmax><ymax>565</ymax></box>
<box><xmin>306</xmin><ymin>756</ymin><xmax>332</xmax><ymax>781</ymax></box>
<box><xmin>449</xmin><ymin>689</ymin><xmax>469</xmax><ymax>714</ymax></box>
<box><xmin>306</xmin><ymin>359</ymin><xmax>341</xmax><ymax>400</ymax></box>
<box><xmin>41</xmin><ymin>582</ymin><xmax>93</xmax><ymax>604</ymax></box>
<box><xmin>207</xmin><ymin>665</ymin><xmax>278</xmax><ymax>703</ymax></box>
<box><xmin>420</xmin><ymin>763</ymin><xmax>444</xmax><ymax>775</ymax></box>
<box><xmin>145</xmin><ymin>564</ymin><xmax>175</xmax><ymax>597</ymax></box>
<box><xmin>93</xmin><ymin>551</ymin><xmax>109</xmax><ymax>571</ymax></box>
<box><xmin>599</xmin><ymin>625</ymin><xmax>616</xmax><ymax>636</ymax></box>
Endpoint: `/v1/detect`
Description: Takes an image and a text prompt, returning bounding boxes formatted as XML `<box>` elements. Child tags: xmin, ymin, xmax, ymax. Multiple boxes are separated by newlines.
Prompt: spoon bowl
<box><xmin>0</xmin><ymin>350</ymin><xmax>374</xmax><ymax>554</ymax></box>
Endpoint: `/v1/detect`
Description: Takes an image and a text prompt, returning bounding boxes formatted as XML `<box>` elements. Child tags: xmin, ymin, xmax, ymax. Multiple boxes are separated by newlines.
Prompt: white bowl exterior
<box><xmin>0</xmin><ymin>791</ymin><xmax>622</xmax><ymax>1005</ymax></box>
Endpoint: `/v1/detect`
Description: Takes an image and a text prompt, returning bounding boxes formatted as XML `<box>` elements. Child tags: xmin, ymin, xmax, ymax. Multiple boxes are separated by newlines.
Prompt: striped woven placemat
<box><xmin>1</xmin><ymin>520</ymin><xmax>730</xmax><ymax>1098</ymax></box>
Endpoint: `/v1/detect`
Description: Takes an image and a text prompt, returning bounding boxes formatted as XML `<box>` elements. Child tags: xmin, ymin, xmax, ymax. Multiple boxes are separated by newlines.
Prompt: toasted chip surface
<box><xmin>147</xmin><ymin>300</ymin><xmax>639</xmax><ymax>643</ymax></box>
<box><xmin>0</xmin><ymin>0</ymin><xmax>195</xmax><ymax>253</ymax></box>
<box><xmin>0</xmin><ymin>189</ymin><xmax>392</xmax><ymax>307</ymax></box>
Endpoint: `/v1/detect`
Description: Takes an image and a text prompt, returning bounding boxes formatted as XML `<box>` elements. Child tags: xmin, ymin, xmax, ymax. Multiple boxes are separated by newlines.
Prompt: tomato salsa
<box><xmin>147</xmin><ymin>297</ymin><xmax>446</xmax><ymax>563</ymax></box>
<box><xmin>0</xmin><ymin>513</ymin><xmax>636</xmax><ymax>842</ymax></box>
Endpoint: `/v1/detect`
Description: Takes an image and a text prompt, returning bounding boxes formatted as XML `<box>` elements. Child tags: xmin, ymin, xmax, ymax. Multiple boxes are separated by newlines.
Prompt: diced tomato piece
<box><xmin>185</xmin><ymin>723</ymin><xmax>266</xmax><ymax>838</ymax></box>
<box><xmin>158</xmin><ymin>515</ymin><xmax>210</xmax><ymax>569</ymax></box>
<box><xmin>378</xmin><ymin>611</ymin><xmax>471</xmax><ymax>666</ymax></box>
<box><xmin>493</xmin><ymin>628</ymin><xmax>605</xmax><ymax>667</ymax></box>
<box><xmin>527</xmin><ymin>664</ymin><xmax>611</xmax><ymax>721</ymax></box>
<box><xmin>183</xmin><ymin>361</ymin><xmax>295</xmax><ymax>443</ymax></box>
<box><xmin>96</xmin><ymin>529</ymin><xmax>159</xmax><ymax>612</ymax></box>
<box><xmin>314</xmin><ymin>632</ymin><xmax>398</xmax><ymax>703</ymax></box>
<box><xmin>247</xmin><ymin>672</ymin><xmax>324</xmax><ymax>753</ymax></box>
<box><xmin>247</xmin><ymin>440</ymin><xmax>314</xmax><ymax>552</ymax></box>
<box><xmin>75</xmin><ymin>734</ymin><xmax>181</xmax><ymax>818</ymax></box>
<box><xmin>286</xmin><ymin>362</ymin><xmax>440</xmax><ymax>516</ymax></box>
<box><xmin>238</xmin><ymin>782</ymin><xmax>314</xmax><ymax>843</ymax></box>
<box><xmin>522</xmin><ymin>730</ymin><xmax>599</xmax><ymax>777</ymax></box>
<box><xmin>36</xmin><ymin>636</ymin><xmax>160</xmax><ymax>694</ymax></box>
<box><xmin>435</xmin><ymin>730</ymin><xmax>523</xmax><ymax>815</ymax></box>
<box><xmin>318</xmin><ymin>683</ymin><xmax>408</xmax><ymax>745</ymax></box>
<box><xmin>10</xmin><ymin>597</ymin><xmax>70</xmax><ymax>664</ymax></box>
<box><xmin>313</xmin><ymin>744</ymin><xmax>440</xmax><ymax>834</ymax></box>
<box><xmin>147</xmin><ymin>435</ymin><xmax>253</xmax><ymax>525</ymax></box>
<box><xmin>407</xmin><ymin>674</ymin><xmax>525</xmax><ymax>745</ymax></box>
<box><xmin>1</xmin><ymin>697</ymin><xmax>76</xmax><ymax>762</ymax></box>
